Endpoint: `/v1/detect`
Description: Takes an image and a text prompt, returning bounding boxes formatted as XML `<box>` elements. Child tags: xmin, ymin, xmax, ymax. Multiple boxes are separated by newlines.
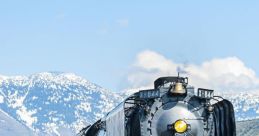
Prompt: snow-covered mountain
<box><xmin>0</xmin><ymin>72</ymin><xmax>123</xmax><ymax>135</ymax></box>
<box><xmin>0</xmin><ymin>72</ymin><xmax>259</xmax><ymax>135</ymax></box>
<box><xmin>221</xmin><ymin>92</ymin><xmax>259</xmax><ymax>121</ymax></box>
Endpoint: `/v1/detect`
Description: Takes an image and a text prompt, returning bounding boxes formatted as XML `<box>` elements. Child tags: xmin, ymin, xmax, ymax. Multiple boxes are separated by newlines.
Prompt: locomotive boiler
<box><xmin>79</xmin><ymin>76</ymin><xmax>236</xmax><ymax>136</ymax></box>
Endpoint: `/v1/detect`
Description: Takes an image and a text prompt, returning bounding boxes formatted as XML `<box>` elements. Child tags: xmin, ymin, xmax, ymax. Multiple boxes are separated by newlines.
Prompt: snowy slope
<box><xmin>0</xmin><ymin>72</ymin><xmax>123</xmax><ymax>135</ymax></box>
<box><xmin>0</xmin><ymin>109</ymin><xmax>35</xmax><ymax>136</ymax></box>
<box><xmin>236</xmin><ymin>119</ymin><xmax>259</xmax><ymax>136</ymax></box>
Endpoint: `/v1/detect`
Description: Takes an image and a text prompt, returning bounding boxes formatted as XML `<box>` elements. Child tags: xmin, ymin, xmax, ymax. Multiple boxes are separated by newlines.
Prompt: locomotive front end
<box><xmin>79</xmin><ymin>76</ymin><xmax>236</xmax><ymax>136</ymax></box>
<box><xmin>137</xmin><ymin>77</ymin><xmax>214</xmax><ymax>136</ymax></box>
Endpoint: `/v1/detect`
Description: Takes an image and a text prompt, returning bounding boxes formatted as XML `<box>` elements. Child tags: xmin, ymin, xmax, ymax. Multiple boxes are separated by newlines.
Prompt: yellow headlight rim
<box><xmin>174</xmin><ymin>120</ymin><xmax>188</xmax><ymax>133</ymax></box>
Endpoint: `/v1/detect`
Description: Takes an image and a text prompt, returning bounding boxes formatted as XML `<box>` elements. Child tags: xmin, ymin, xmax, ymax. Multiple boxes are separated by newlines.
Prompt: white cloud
<box><xmin>126</xmin><ymin>50</ymin><xmax>259</xmax><ymax>92</ymax></box>
<box><xmin>116</xmin><ymin>18</ymin><xmax>129</xmax><ymax>27</ymax></box>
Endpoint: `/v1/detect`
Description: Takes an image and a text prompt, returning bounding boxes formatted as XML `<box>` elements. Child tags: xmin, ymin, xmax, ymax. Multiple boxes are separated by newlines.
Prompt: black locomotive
<box><xmin>79</xmin><ymin>76</ymin><xmax>236</xmax><ymax>136</ymax></box>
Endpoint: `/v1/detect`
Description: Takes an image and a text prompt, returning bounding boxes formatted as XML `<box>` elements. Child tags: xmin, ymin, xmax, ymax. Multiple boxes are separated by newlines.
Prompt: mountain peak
<box><xmin>0</xmin><ymin>72</ymin><xmax>122</xmax><ymax>135</ymax></box>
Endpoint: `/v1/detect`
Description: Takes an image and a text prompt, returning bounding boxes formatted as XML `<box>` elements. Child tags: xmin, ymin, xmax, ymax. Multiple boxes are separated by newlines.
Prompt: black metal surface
<box><xmin>213</xmin><ymin>104</ymin><xmax>220</xmax><ymax>136</ymax></box>
<box><xmin>83</xmin><ymin>120</ymin><xmax>102</xmax><ymax>136</ymax></box>
<box><xmin>154</xmin><ymin>76</ymin><xmax>188</xmax><ymax>89</ymax></box>
<box><xmin>128</xmin><ymin>109</ymin><xmax>141</xmax><ymax>136</ymax></box>
<box><xmin>223</xmin><ymin>101</ymin><xmax>230</xmax><ymax>135</ymax></box>
<box><xmin>213</xmin><ymin>100</ymin><xmax>236</xmax><ymax>136</ymax></box>
<box><xmin>219</xmin><ymin>102</ymin><xmax>225</xmax><ymax>136</ymax></box>
<box><xmin>224</xmin><ymin>100</ymin><xmax>236</xmax><ymax>136</ymax></box>
<box><xmin>77</xmin><ymin>125</ymin><xmax>91</xmax><ymax>136</ymax></box>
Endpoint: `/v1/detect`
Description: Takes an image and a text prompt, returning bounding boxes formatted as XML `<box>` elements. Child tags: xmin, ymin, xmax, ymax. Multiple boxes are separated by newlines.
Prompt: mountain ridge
<box><xmin>0</xmin><ymin>72</ymin><xmax>123</xmax><ymax>135</ymax></box>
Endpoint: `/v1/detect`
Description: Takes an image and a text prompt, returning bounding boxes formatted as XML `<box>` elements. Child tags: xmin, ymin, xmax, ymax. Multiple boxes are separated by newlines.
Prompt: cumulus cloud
<box><xmin>126</xmin><ymin>50</ymin><xmax>259</xmax><ymax>92</ymax></box>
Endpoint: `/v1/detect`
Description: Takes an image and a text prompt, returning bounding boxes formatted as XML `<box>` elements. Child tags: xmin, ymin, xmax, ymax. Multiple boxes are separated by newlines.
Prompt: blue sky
<box><xmin>1</xmin><ymin>0</ymin><xmax>259</xmax><ymax>91</ymax></box>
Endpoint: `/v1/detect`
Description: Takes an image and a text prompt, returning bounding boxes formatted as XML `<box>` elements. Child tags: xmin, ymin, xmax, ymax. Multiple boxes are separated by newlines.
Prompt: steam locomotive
<box><xmin>79</xmin><ymin>76</ymin><xmax>236</xmax><ymax>136</ymax></box>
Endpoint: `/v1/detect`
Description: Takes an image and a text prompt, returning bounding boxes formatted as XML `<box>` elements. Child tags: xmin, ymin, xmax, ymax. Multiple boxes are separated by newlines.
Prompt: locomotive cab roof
<box><xmin>154</xmin><ymin>76</ymin><xmax>188</xmax><ymax>89</ymax></box>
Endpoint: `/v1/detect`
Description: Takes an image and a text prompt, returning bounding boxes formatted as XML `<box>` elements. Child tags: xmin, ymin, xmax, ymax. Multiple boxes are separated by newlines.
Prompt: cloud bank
<box><xmin>126</xmin><ymin>50</ymin><xmax>259</xmax><ymax>93</ymax></box>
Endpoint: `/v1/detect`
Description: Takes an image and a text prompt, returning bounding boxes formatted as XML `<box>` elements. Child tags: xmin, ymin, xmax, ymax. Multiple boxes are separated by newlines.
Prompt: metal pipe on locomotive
<box><xmin>79</xmin><ymin>76</ymin><xmax>236</xmax><ymax>136</ymax></box>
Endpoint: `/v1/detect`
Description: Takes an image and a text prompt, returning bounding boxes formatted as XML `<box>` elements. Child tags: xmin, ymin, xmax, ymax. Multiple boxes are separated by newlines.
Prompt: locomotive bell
<box><xmin>170</xmin><ymin>82</ymin><xmax>186</xmax><ymax>94</ymax></box>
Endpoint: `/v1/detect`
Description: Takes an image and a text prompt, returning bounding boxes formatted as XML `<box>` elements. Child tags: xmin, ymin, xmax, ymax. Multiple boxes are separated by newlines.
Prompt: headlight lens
<box><xmin>174</xmin><ymin>120</ymin><xmax>188</xmax><ymax>133</ymax></box>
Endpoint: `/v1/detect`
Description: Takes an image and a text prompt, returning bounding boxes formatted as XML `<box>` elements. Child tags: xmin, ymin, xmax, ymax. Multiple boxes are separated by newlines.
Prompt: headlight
<box><xmin>174</xmin><ymin>120</ymin><xmax>188</xmax><ymax>133</ymax></box>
